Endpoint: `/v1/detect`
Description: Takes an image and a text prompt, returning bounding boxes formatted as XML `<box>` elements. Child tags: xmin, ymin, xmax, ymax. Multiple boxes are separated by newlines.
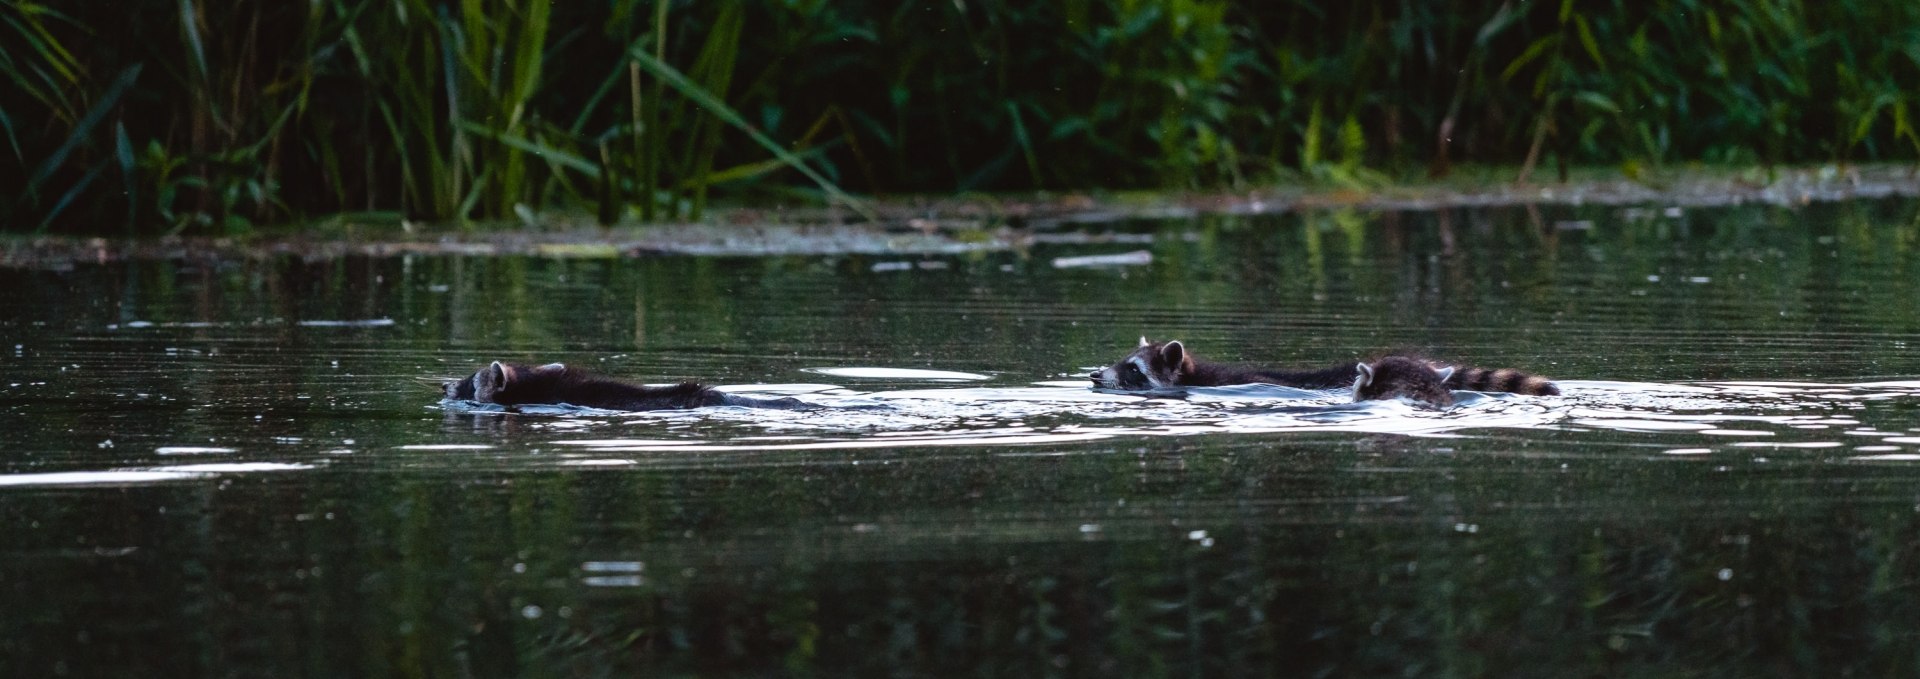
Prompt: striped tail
<box><xmin>1434</xmin><ymin>364</ymin><xmax>1560</xmax><ymax>396</ymax></box>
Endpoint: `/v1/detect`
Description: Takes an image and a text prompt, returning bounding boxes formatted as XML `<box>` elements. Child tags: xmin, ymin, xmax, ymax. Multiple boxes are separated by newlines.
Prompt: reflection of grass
<box><xmin>5</xmin><ymin>1</ymin><xmax>1920</xmax><ymax>233</ymax></box>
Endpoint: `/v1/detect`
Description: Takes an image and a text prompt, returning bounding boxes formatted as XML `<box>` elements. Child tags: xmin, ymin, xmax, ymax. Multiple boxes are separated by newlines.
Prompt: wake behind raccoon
<box><xmin>443</xmin><ymin>361</ymin><xmax>810</xmax><ymax>411</ymax></box>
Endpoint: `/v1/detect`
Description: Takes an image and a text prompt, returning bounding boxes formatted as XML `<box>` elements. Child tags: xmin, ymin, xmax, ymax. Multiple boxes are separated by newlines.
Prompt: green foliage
<box><xmin>4</xmin><ymin>0</ymin><xmax>1920</xmax><ymax>233</ymax></box>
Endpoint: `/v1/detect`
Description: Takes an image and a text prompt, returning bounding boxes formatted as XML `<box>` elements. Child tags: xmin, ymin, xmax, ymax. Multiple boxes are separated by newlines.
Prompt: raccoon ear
<box><xmin>1138</xmin><ymin>336</ymin><xmax>1151</xmax><ymax>348</ymax></box>
<box><xmin>487</xmin><ymin>361</ymin><xmax>519</xmax><ymax>387</ymax></box>
<box><xmin>1160</xmin><ymin>340</ymin><xmax>1186</xmax><ymax>366</ymax></box>
<box><xmin>1354</xmin><ymin>362</ymin><xmax>1375</xmax><ymax>387</ymax></box>
<box><xmin>1432</xmin><ymin>365</ymin><xmax>1456</xmax><ymax>383</ymax></box>
<box><xmin>471</xmin><ymin>361</ymin><xmax>512</xmax><ymax>401</ymax></box>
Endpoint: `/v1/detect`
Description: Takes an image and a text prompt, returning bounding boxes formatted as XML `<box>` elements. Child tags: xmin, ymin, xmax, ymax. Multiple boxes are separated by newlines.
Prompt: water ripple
<box><xmin>432</xmin><ymin>376</ymin><xmax>1920</xmax><ymax>459</ymax></box>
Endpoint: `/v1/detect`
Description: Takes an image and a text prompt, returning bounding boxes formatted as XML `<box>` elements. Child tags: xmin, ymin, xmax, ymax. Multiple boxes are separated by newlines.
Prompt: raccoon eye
<box><xmin>1124</xmin><ymin>364</ymin><xmax>1141</xmax><ymax>375</ymax></box>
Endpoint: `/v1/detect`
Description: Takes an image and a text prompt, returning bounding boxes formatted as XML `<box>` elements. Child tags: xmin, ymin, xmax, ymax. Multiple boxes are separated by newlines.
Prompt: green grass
<box><xmin>4</xmin><ymin>0</ymin><xmax>1918</xmax><ymax>233</ymax></box>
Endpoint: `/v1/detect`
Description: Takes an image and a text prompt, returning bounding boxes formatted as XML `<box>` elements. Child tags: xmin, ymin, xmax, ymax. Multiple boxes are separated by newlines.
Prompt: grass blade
<box><xmin>115</xmin><ymin>119</ymin><xmax>135</xmax><ymax>229</ymax></box>
<box><xmin>458</xmin><ymin>121</ymin><xmax>600</xmax><ymax>177</ymax></box>
<box><xmin>36</xmin><ymin>157</ymin><xmax>107</xmax><ymax>232</ymax></box>
<box><xmin>626</xmin><ymin>45</ymin><xmax>875</xmax><ymax>222</ymax></box>
<box><xmin>26</xmin><ymin>63</ymin><xmax>140</xmax><ymax>196</ymax></box>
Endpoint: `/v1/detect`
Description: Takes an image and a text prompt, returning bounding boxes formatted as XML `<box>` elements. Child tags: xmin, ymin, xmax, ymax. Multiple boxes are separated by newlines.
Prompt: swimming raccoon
<box><xmin>1090</xmin><ymin>338</ymin><xmax>1356</xmax><ymax>391</ymax></box>
<box><xmin>443</xmin><ymin>361</ymin><xmax>808</xmax><ymax>411</ymax></box>
<box><xmin>1352</xmin><ymin>356</ymin><xmax>1457</xmax><ymax>408</ymax></box>
<box><xmin>1090</xmin><ymin>338</ymin><xmax>1560</xmax><ymax>397</ymax></box>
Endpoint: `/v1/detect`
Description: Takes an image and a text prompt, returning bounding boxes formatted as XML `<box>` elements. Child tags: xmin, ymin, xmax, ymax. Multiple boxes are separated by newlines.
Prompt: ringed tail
<box><xmin>1439</xmin><ymin>365</ymin><xmax>1560</xmax><ymax>396</ymax></box>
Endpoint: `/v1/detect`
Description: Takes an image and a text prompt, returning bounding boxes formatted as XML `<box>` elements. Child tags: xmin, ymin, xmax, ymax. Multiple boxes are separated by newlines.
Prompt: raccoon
<box><xmin>1090</xmin><ymin>338</ymin><xmax>1560</xmax><ymax>398</ymax></box>
<box><xmin>1090</xmin><ymin>338</ymin><xmax>1356</xmax><ymax>391</ymax></box>
<box><xmin>443</xmin><ymin>361</ymin><xmax>808</xmax><ymax>411</ymax></box>
<box><xmin>1352</xmin><ymin>356</ymin><xmax>1457</xmax><ymax>408</ymax></box>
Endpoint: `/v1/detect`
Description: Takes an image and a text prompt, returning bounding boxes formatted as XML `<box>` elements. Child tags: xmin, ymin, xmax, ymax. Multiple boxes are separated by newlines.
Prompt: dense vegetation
<box><xmin>5</xmin><ymin>0</ymin><xmax>1919</xmax><ymax>232</ymax></box>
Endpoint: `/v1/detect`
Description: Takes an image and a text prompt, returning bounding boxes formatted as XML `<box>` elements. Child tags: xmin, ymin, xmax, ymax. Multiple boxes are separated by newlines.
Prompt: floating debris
<box><xmin>1051</xmin><ymin>250</ymin><xmax>1152</xmax><ymax>269</ymax></box>
<box><xmin>805</xmin><ymin>367</ymin><xmax>991</xmax><ymax>381</ymax></box>
<box><xmin>155</xmin><ymin>446</ymin><xmax>238</xmax><ymax>455</ymax></box>
<box><xmin>297</xmin><ymin>318</ymin><xmax>397</xmax><ymax>328</ymax></box>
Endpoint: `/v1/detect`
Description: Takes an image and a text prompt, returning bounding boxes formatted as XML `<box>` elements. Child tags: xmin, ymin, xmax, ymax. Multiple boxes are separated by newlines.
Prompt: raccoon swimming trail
<box><xmin>444</xmin><ymin>361</ymin><xmax>814</xmax><ymax>411</ymax></box>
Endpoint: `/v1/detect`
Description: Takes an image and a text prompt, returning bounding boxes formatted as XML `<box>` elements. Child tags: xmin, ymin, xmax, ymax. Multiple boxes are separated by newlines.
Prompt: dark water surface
<box><xmin>7</xmin><ymin>201</ymin><xmax>1920</xmax><ymax>676</ymax></box>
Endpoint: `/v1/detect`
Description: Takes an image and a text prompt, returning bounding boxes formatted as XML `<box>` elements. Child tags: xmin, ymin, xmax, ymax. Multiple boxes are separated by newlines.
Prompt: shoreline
<box><xmin>6</xmin><ymin>164</ymin><xmax>1916</xmax><ymax>269</ymax></box>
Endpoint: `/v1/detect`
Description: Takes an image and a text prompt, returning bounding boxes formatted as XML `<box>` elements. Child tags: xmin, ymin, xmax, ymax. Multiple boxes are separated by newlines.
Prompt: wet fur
<box><xmin>1091</xmin><ymin>338</ymin><xmax>1560</xmax><ymax>404</ymax></box>
<box><xmin>1089</xmin><ymin>338</ymin><xmax>1353</xmax><ymax>391</ymax></box>
<box><xmin>1439</xmin><ymin>364</ymin><xmax>1561</xmax><ymax>396</ymax></box>
<box><xmin>444</xmin><ymin>361</ymin><xmax>806</xmax><ymax>411</ymax></box>
<box><xmin>1353</xmin><ymin>356</ymin><xmax>1457</xmax><ymax>408</ymax></box>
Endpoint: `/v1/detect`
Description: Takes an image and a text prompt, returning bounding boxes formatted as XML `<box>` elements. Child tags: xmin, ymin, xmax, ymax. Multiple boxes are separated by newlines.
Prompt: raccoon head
<box><xmin>1090</xmin><ymin>337</ymin><xmax>1192</xmax><ymax>391</ymax></box>
<box><xmin>445</xmin><ymin>361</ymin><xmax>569</xmax><ymax>404</ymax></box>
<box><xmin>1353</xmin><ymin>357</ymin><xmax>1456</xmax><ymax>408</ymax></box>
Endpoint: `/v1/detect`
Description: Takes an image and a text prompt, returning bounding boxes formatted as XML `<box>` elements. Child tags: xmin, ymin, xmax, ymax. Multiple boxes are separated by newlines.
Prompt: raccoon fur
<box><xmin>1090</xmin><ymin>338</ymin><xmax>1560</xmax><ymax>401</ymax></box>
<box><xmin>1433</xmin><ymin>363</ymin><xmax>1561</xmax><ymax>396</ymax></box>
<box><xmin>1352</xmin><ymin>356</ymin><xmax>1457</xmax><ymax>408</ymax></box>
<box><xmin>1090</xmin><ymin>338</ymin><xmax>1355</xmax><ymax>391</ymax></box>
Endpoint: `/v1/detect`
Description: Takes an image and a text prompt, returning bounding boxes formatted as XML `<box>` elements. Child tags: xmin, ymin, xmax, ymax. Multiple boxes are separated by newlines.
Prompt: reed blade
<box><xmin>626</xmin><ymin>45</ymin><xmax>875</xmax><ymax>222</ymax></box>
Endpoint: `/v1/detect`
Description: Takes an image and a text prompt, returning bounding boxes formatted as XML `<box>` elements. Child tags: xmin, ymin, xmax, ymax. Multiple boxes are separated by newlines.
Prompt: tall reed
<box><xmin>4</xmin><ymin>0</ymin><xmax>1918</xmax><ymax>233</ymax></box>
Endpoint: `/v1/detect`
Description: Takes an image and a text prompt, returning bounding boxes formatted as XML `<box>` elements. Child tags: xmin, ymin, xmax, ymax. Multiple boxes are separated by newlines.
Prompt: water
<box><xmin>6</xmin><ymin>200</ymin><xmax>1920</xmax><ymax>675</ymax></box>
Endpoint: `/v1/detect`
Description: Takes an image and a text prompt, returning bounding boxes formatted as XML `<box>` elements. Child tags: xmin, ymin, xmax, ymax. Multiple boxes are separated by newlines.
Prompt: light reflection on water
<box><xmin>0</xmin><ymin>462</ymin><xmax>315</xmax><ymax>487</ymax></box>
<box><xmin>9</xmin><ymin>375</ymin><xmax>1913</xmax><ymax>489</ymax></box>
<box><xmin>439</xmin><ymin>377</ymin><xmax>1920</xmax><ymax>453</ymax></box>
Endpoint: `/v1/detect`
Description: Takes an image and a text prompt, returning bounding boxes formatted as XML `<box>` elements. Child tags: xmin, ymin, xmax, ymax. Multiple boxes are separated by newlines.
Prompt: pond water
<box><xmin>6</xmin><ymin>199</ymin><xmax>1920</xmax><ymax>675</ymax></box>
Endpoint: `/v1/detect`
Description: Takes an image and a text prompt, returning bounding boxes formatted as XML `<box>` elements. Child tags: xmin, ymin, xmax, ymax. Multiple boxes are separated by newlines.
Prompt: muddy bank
<box><xmin>6</xmin><ymin>164</ymin><xmax>1915</xmax><ymax>269</ymax></box>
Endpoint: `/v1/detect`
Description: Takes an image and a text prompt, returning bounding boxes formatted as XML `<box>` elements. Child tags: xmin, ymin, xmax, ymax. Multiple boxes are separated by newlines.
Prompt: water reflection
<box><xmin>6</xmin><ymin>199</ymin><xmax>1920</xmax><ymax>675</ymax></box>
<box><xmin>0</xmin><ymin>462</ymin><xmax>314</xmax><ymax>487</ymax></box>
